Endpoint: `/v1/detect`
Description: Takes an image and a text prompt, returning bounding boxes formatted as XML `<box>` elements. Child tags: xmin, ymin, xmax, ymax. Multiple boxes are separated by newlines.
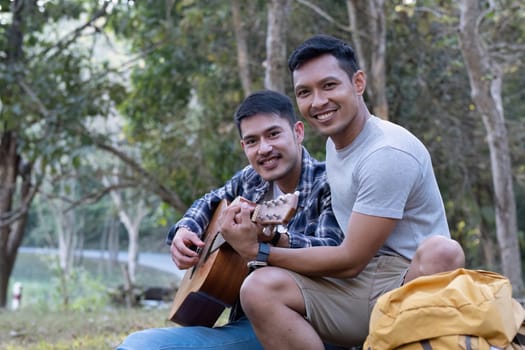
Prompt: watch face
<box><xmin>276</xmin><ymin>224</ymin><xmax>287</xmax><ymax>234</ymax></box>
<box><xmin>249</xmin><ymin>261</ymin><xmax>268</xmax><ymax>267</ymax></box>
<box><xmin>248</xmin><ymin>260</ymin><xmax>268</xmax><ymax>270</ymax></box>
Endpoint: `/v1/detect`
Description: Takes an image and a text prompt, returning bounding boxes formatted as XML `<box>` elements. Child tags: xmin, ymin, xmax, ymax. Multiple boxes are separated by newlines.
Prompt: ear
<box><xmin>353</xmin><ymin>70</ymin><xmax>367</xmax><ymax>96</ymax></box>
<box><xmin>294</xmin><ymin>121</ymin><xmax>305</xmax><ymax>144</ymax></box>
<box><xmin>240</xmin><ymin>139</ymin><xmax>246</xmax><ymax>151</ymax></box>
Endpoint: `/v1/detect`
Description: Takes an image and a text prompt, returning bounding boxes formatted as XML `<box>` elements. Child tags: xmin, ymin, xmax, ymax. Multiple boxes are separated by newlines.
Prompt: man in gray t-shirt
<box><xmin>219</xmin><ymin>34</ymin><xmax>465</xmax><ymax>349</ymax></box>
<box><xmin>326</xmin><ymin>115</ymin><xmax>449</xmax><ymax>260</ymax></box>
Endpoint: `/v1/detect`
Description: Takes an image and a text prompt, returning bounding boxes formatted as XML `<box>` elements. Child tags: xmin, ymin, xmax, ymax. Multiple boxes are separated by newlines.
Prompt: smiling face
<box><xmin>293</xmin><ymin>53</ymin><xmax>369</xmax><ymax>149</ymax></box>
<box><xmin>240</xmin><ymin>113</ymin><xmax>304</xmax><ymax>194</ymax></box>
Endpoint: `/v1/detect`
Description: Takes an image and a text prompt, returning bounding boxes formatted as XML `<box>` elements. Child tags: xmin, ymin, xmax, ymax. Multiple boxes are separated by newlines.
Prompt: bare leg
<box><xmin>240</xmin><ymin>267</ymin><xmax>325</xmax><ymax>350</ymax></box>
<box><xmin>404</xmin><ymin>236</ymin><xmax>465</xmax><ymax>283</ymax></box>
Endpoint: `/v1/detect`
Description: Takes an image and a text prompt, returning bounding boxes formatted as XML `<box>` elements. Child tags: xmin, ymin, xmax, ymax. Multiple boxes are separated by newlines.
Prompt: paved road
<box><xmin>19</xmin><ymin>247</ymin><xmax>186</xmax><ymax>279</ymax></box>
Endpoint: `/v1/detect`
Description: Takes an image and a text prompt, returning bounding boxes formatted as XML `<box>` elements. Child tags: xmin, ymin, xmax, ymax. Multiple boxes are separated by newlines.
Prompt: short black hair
<box><xmin>233</xmin><ymin>90</ymin><xmax>297</xmax><ymax>137</ymax></box>
<box><xmin>288</xmin><ymin>34</ymin><xmax>360</xmax><ymax>81</ymax></box>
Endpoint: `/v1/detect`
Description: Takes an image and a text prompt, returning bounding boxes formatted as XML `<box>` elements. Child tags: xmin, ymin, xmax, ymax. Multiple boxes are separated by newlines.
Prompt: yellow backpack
<box><xmin>363</xmin><ymin>268</ymin><xmax>525</xmax><ymax>350</ymax></box>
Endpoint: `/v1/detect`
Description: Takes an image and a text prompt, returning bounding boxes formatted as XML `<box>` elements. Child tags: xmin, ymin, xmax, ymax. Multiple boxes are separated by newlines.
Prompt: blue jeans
<box><xmin>115</xmin><ymin>317</ymin><xmax>262</xmax><ymax>350</ymax></box>
<box><xmin>115</xmin><ymin>317</ymin><xmax>349</xmax><ymax>350</ymax></box>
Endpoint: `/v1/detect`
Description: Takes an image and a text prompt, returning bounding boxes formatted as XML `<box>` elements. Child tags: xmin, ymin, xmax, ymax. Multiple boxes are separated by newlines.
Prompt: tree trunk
<box><xmin>116</xmin><ymin>198</ymin><xmax>146</xmax><ymax>285</ymax></box>
<box><xmin>0</xmin><ymin>0</ymin><xmax>33</xmax><ymax>308</ymax></box>
<box><xmin>104</xmin><ymin>177</ymin><xmax>148</xmax><ymax>285</ymax></box>
<box><xmin>47</xmin><ymin>181</ymin><xmax>78</xmax><ymax>276</ymax></box>
<box><xmin>0</xmin><ymin>134</ymin><xmax>19</xmax><ymax>308</ymax></box>
<box><xmin>231</xmin><ymin>0</ymin><xmax>252</xmax><ymax>97</ymax></box>
<box><xmin>458</xmin><ymin>0</ymin><xmax>523</xmax><ymax>294</ymax></box>
<box><xmin>264</xmin><ymin>0</ymin><xmax>291</xmax><ymax>92</ymax></box>
<box><xmin>108</xmin><ymin>216</ymin><xmax>120</xmax><ymax>267</ymax></box>
<box><xmin>347</xmin><ymin>0</ymin><xmax>388</xmax><ymax>119</ymax></box>
<box><xmin>43</xmin><ymin>179</ymin><xmax>86</xmax><ymax>307</ymax></box>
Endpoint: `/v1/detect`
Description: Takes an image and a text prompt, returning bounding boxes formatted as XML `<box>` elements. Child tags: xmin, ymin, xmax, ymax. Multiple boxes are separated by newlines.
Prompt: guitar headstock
<box><xmin>251</xmin><ymin>191</ymin><xmax>299</xmax><ymax>225</ymax></box>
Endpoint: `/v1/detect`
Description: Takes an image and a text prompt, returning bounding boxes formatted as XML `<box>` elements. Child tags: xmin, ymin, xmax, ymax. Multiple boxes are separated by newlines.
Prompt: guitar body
<box><xmin>169</xmin><ymin>193</ymin><xmax>298</xmax><ymax>327</ymax></box>
<box><xmin>169</xmin><ymin>200</ymin><xmax>248</xmax><ymax>327</ymax></box>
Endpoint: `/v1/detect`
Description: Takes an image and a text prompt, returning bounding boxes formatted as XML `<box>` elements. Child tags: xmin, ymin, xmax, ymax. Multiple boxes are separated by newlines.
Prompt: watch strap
<box><xmin>256</xmin><ymin>242</ymin><xmax>271</xmax><ymax>262</ymax></box>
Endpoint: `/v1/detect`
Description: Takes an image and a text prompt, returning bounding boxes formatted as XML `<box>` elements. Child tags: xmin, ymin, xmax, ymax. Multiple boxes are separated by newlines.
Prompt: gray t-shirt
<box><xmin>326</xmin><ymin>116</ymin><xmax>450</xmax><ymax>260</ymax></box>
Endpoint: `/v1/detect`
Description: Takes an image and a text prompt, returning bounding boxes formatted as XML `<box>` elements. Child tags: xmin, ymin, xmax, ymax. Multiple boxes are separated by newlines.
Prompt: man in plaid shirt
<box><xmin>117</xmin><ymin>90</ymin><xmax>345</xmax><ymax>350</ymax></box>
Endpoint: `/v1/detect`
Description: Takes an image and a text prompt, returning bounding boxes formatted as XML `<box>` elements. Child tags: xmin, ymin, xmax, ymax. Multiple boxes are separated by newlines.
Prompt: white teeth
<box><xmin>262</xmin><ymin>158</ymin><xmax>277</xmax><ymax>166</ymax></box>
<box><xmin>316</xmin><ymin>111</ymin><xmax>333</xmax><ymax>121</ymax></box>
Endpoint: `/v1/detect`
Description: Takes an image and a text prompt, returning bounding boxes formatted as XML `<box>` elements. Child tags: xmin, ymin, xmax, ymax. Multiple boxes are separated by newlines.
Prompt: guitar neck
<box><xmin>210</xmin><ymin>192</ymin><xmax>298</xmax><ymax>253</ymax></box>
<box><xmin>251</xmin><ymin>192</ymin><xmax>299</xmax><ymax>225</ymax></box>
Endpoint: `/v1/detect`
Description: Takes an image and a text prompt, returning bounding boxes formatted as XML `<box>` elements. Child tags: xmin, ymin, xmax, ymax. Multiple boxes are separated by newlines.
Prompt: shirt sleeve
<box><xmin>287</xmin><ymin>181</ymin><xmax>344</xmax><ymax>248</ymax></box>
<box><xmin>165</xmin><ymin>172</ymin><xmax>244</xmax><ymax>245</ymax></box>
<box><xmin>353</xmin><ymin>147</ymin><xmax>422</xmax><ymax>219</ymax></box>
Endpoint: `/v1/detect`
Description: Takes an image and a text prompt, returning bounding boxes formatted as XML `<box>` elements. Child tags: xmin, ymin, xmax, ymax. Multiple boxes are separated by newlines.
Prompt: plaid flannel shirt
<box><xmin>166</xmin><ymin>147</ymin><xmax>343</xmax><ymax>248</ymax></box>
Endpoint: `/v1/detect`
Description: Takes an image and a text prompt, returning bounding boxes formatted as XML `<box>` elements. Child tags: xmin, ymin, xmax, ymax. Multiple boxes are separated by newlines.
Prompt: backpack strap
<box><xmin>512</xmin><ymin>322</ymin><xmax>525</xmax><ymax>347</ymax></box>
<box><xmin>465</xmin><ymin>335</ymin><xmax>473</xmax><ymax>350</ymax></box>
<box><xmin>420</xmin><ymin>340</ymin><xmax>432</xmax><ymax>350</ymax></box>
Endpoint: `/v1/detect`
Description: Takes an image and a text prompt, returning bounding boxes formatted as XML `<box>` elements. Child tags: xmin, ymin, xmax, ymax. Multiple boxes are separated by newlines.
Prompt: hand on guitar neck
<box><xmin>219</xmin><ymin>192</ymin><xmax>299</xmax><ymax>260</ymax></box>
<box><xmin>169</xmin><ymin>192</ymin><xmax>298</xmax><ymax>327</ymax></box>
<box><xmin>170</xmin><ymin>193</ymin><xmax>298</xmax><ymax>270</ymax></box>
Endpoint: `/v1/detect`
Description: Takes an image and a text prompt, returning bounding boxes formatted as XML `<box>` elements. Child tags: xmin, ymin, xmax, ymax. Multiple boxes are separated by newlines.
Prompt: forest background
<box><xmin>1</xmin><ymin>0</ymin><xmax>524</xmax><ymax>321</ymax></box>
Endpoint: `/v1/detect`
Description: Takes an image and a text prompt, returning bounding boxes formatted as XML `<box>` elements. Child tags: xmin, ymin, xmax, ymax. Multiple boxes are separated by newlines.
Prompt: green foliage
<box><xmin>21</xmin><ymin>254</ymin><xmax>109</xmax><ymax>312</ymax></box>
<box><xmin>10</xmin><ymin>252</ymin><xmax>176</xmax><ymax>312</ymax></box>
<box><xmin>107</xmin><ymin>1</ymin><xmax>253</xmax><ymax>206</ymax></box>
<box><xmin>478</xmin><ymin>0</ymin><xmax>525</xmax><ymax>45</ymax></box>
<box><xmin>1</xmin><ymin>0</ymin><xmax>127</xmax><ymax>177</ymax></box>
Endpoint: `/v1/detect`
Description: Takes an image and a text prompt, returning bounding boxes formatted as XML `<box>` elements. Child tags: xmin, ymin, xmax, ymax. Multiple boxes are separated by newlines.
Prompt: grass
<box><xmin>0</xmin><ymin>252</ymin><xmax>187</xmax><ymax>349</ymax></box>
<box><xmin>0</xmin><ymin>307</ymin><xmax>230</xmax><ymax>350</ymax></box>
<box><xmin>0</xmin><ymin>307</ymin><xmax>173</xmax><ymax>349</ymax></box>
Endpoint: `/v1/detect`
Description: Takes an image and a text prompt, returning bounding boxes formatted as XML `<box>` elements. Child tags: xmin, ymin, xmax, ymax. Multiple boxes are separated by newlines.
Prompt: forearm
<box><xmin>266</xmin><ymin>245</ymin><xmax>364</xmax><ymax>278</ymax></box>
<box><xmin>280</xmin><ymin>212</ymin><xmax>398</xmax><ymax>277</ymax></box>
<box><xmin>166</xmin><ymin>176</ymin><xmax>242</xmax><ymax>244</ymax></box>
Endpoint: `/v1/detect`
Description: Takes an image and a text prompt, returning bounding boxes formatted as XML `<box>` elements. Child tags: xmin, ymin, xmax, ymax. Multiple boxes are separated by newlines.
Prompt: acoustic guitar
<box><xmin>169</xmin><ymin>192</ymin><xmax>299</xmax><ymax>327</ymax></box>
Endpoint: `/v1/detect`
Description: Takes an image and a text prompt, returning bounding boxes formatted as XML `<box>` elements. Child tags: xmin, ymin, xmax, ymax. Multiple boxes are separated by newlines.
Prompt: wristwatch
<box><xmin>247</xmin><ymin>243</ymin><xmax>271</xmax><ymax>271</ymax></box>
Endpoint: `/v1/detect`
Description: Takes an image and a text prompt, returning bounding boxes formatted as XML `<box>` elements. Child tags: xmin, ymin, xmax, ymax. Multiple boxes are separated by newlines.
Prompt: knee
<box><xmin>240</xmin><ymin>272</ymin><xmax>259</xmax><ymax>306</ymax></box>
<box><xmin>443</xmin><ymin>238</ymin><xmax>465</xmax><ymax>269</ymax></box>
<box><xmin>433</xmin><ymin>236</ymin><xmax>465</xmax><ymax>269</ymax></box>
<box><xmin>416</xmin><ymin>236</ymin><xmax>465</xmax><ymax>274</ymax></box>
<box><xmin>240</xmin><ymin>267</ymin><xmax>287</xmax><ymax>314</ymax></box>
<box><xmin>240</xmin><ymin>269</ymin><xmax>273</xmax><ymax>312</ymax></box>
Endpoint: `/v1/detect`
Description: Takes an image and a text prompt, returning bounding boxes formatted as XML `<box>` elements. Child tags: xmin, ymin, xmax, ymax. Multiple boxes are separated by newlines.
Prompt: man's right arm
<box><xmin>165</xmin><ymin>174</ymin><xmax>243</xmax><ymax>245</ymax></box>
<box><xmin>165</xmin><ymin>169</ymin><xmax>252</xmax><ymax>269</ymax></box>
<box><xmin>167</xmin><ymin>187</ymin><xmax>234</xmax><ymax>270</ymax></box>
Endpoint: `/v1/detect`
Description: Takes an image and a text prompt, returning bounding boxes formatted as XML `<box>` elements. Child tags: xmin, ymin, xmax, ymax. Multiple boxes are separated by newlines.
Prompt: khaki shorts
<box><xmin>287</xmin><ymin>255</ymin><xmax>409</xmax><ymax>347</ymax></box>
